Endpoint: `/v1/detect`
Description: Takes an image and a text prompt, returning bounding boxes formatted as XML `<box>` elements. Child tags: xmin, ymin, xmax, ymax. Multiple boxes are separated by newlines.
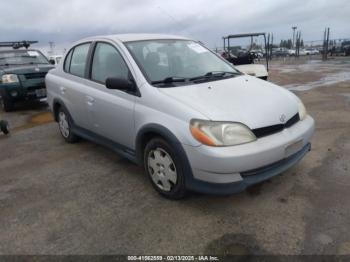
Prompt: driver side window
<box><xmin>91</xmin><ymin>42</ymin><xmax>129</xmax><ymax>84</ymax></box>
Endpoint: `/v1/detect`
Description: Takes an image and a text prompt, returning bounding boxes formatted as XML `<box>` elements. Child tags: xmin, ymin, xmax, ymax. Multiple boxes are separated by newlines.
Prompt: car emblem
<box><xmin>280</xmin><ymin>114</ymin><xmax>286</xmax><ymax>123</ymax></box>
<box><xmin>35</xmin><ymin>67</ymin><xmax>40</xmax><ymax>72</ymax></box>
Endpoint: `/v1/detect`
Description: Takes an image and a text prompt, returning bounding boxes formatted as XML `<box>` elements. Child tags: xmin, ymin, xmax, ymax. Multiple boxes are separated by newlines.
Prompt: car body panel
<box><xmin>183</xmin><ymin>115</ymin><xmax>314</xmax><ymax>181</ymax></box>
<box><xmin>158</xmin><ymin>75</ymin><xmax>299</xmax><ymax>129</ymax></box>
<box><xmin>45</xmin><ymin>34</ymin><xmax>315</xmax><ymax>195</ymax></box>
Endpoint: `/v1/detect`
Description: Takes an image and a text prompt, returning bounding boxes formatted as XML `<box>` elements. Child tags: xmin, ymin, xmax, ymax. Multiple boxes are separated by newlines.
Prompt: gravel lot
<box><xmin>0</xmin><ymin>56</ymin><xmax>350</xmax><ymax>255</ymax></box>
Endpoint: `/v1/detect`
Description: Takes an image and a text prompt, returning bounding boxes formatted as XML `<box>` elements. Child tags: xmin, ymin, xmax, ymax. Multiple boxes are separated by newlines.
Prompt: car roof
<box><xmin>79</xmin><ymin>33</ymin><xmax>191</xmax><ymax>43</ymax></box>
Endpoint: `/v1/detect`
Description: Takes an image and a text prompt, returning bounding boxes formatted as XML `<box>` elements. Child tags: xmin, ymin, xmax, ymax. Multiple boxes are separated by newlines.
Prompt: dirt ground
<box><xmin>0</xmin><ymin>56</ymin><xmax>349</xmax><ymax>255</ymax></box>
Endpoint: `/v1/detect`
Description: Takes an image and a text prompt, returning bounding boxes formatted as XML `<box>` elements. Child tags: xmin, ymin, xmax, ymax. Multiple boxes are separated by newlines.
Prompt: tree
<box><xmin>279</xmin><ymin>39</ymin><xmax>293</xmax><ymax>49</ymax></box>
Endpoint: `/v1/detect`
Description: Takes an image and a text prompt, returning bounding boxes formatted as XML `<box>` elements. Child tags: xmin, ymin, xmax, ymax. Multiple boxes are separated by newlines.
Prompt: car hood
<box><xmin>0</xmin><ymin>64</ymin><xmax>54</xmax><ymax>75</ymax></box>
<box><xmin>159</xmin><ymin>75</ymin><xmax>299</xmax><ymax>129</ymax></box>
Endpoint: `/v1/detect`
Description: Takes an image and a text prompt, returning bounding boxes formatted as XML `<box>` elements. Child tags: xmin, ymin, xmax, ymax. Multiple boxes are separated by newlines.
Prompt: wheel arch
<box><xmin>135</xmin><ymin>123</ymin><xmax>194</xmax><ymax>184</ymax></box>
<box><xmin>135</xmin><ymin>124</ymin><xmax>179</xmax><ymax>162</ymax></box>
<box><xmin>52</xmin><ymin>98</ymin><xmax>71</xmax><ymax>122</ymax></box>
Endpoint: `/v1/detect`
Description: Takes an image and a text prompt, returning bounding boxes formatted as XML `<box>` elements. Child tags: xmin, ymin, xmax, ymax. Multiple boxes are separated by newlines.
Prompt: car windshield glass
<box><xmin>125</xmin><ymin>39</ymin><xmax>240</xmax><ymax>86</ymax></box>
<box><xmin>0</xmin><ymin>50</ymin><xmax>49</xmax><ymax>66</ymax></box>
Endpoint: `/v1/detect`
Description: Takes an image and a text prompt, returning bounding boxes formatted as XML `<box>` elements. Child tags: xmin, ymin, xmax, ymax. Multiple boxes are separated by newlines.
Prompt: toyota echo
<box><xmin>45</xmin><ymin>34</ymin><xmax>315</xmax><ymax>199</ymax></box>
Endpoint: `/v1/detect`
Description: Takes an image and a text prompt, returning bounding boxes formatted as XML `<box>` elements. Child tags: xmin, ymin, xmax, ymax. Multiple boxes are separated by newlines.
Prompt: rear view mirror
<box><xmin>49</xmin><ymin>59</ymin><xmax>55</xmax><ymax>65</ymax></box>
<box><xmin>105</xmin><ymin>77</ymin><xmax>134</xmax><ymax>92</ymax></box>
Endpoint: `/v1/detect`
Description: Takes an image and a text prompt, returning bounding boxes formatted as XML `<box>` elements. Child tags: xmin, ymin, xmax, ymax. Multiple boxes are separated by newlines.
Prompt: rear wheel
<box><xmin>57</xmin><ymin>107</ymin><xmax>79</xmax><ymax>143</ymax></box>
<box><xmin>144</xmin><ymin>138</ymin><xmax>187</xmax><ymax>199</ymax></box>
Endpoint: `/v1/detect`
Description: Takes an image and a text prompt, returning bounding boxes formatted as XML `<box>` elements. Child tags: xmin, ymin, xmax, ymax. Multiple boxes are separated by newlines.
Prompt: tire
<box><xmin>144</xmin><ymin>137</ymin><xmax>187</xmax><ymax>199</ymax></box>
<box><xmin>1</xmin><ymin>96</ymin><xmax>14</xmax><ymax>112</ymax></box>
<box><xmin>57</xmin><ymin>106</ymin><xmax>79</xmax><ymax>143</ymax></box>
<box><xmin>0</xmin><ymin>120</ymin><xmax>9</xmax><ymax>135</ymax></box>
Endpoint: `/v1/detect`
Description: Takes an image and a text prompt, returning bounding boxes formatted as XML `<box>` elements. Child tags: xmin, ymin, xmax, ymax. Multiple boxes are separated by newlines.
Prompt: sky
<box><xmin>0</xmin><ymin>0</ymin><xmax>349</xmax><ymax>54</ymax></box>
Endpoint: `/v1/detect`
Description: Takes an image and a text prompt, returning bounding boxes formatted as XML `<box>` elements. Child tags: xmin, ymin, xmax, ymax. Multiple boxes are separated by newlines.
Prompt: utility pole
<box><xmin>292</xmin><ymin>26</ymin><xmax>297</xmax><ymax>48</ymax></box>
<box><xmin>323</xmin><ymin>27</ymin><xmax>330</xmax><ymax>60</ymax></box>
<box><xmin>270</xmin><ymin>33</ymin><xmax>274</xmax><ymax>60</ymax></box>
<box><xmin>295</xmin><ymin>31</ymin><xmax>301</xmax><ymax>57</ymax></box>
<box><xmin>48</xmin><ymin>41</ymin><xmax>55</xmax><ymax>56</ymax></box>
<box><xmin>267</xmin><ymin>33</ymin><xmax>270</xmax><ymax>60</ymax></box>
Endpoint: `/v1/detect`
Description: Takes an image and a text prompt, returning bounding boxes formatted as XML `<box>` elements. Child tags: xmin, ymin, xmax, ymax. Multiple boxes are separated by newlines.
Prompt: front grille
<box><xmin>252</xmin><ymin>113</ymin><xmax>300</xmax><ymax>138</ymax></box>
<box><xmin>24</xmin><ymin>72</ymin><xmax>47</xmax><ymax>79</ymax></box>
<box><xmin>285</xmin><ymin>113</ymin><xmax>300</xmax><ymax>127</ymax></box>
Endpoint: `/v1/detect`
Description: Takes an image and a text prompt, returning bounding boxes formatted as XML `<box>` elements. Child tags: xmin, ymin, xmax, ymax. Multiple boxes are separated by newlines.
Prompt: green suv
<box><xmin>0</xmin><ymin>42</ymin><xmax>54</xmax><ymax>111</ymax></box>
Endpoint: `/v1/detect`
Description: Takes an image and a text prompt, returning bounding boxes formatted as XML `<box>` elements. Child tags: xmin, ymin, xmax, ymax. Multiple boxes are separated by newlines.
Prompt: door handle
<box><xmin>86</xmin><ymin>96</ymin><xmax>95</xmax><ymax>105</ymax></box>
<box><xmin>60</xmin><ymin>86</ymin><xmax>66</xmax><ymax>94</ymax></box>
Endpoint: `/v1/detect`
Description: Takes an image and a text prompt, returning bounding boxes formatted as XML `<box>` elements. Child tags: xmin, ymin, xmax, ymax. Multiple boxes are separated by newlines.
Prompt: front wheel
<box><xmin>0</xmin><ymin>120</ymin><xmax>9</xmax><ymax>135</ymax></box>
<box><xmin>57</xmin><ymin>107</ymin><xmax>79</xmax><ymax>143</ymax></box>
<box><xmin>144</xmin><ymin>138</ymin><xmax>187</xmax><ymax>199</ymax></box>
<box><xmin>1</xmin><ymin>96</ymin><xmax>14</xmax><ymax>112</ymax></box>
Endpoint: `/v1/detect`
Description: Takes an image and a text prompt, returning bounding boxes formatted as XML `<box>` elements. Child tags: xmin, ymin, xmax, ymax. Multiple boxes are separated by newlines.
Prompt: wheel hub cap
<box><xmin>58</xmin><ymin>112</ymin><xmax>70</xmax><ymax>138</ymax></box>
<box><xmin>147</xmin><ymin>148</ymin><xmax>177</xmax><ymax>192</ymax></box>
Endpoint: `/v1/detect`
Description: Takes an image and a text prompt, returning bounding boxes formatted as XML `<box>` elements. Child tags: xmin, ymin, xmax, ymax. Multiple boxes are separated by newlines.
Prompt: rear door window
<box><xmin>64</xmin><ymin>50</ymin><xmax>73</xmax><ymax>72</ymax></box>
<box><xmin>69</xmin><ymin>43</ymin><xmax>90</xmax><ymax>77</ymax></box>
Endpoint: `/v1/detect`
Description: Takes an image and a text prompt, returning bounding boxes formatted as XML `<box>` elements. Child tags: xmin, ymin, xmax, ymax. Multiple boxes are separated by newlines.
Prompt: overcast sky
<box><xmin>0</xmin><ymin>0</ymin><xmax>349</xmax><ymax>53</ymax></box>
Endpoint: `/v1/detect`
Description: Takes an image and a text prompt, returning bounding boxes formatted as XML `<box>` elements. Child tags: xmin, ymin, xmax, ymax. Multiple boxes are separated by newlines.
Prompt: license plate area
<box><xmin>35</xmin><ymin>88</ymin><xmax>46</xmax><ymax>98</ymax></box>
<box><xmin>285</xmin><ymin>140</ymin><xmax>303</xmax><ymax>157</ymax></box>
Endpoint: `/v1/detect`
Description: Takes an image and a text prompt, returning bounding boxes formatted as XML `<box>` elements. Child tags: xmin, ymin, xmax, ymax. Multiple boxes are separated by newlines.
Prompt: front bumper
<box><xmin>183</xmin><ymin>115</ymin><xmax>314</xmax><ymax>194</ymax></box>
<box><xmin>1</xmin><ymin>81</ymin><xmax>46</xmax><ymax>101</ymax></box>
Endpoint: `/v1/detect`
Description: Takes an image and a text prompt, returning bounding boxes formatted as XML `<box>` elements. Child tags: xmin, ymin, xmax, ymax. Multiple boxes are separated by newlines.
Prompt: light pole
<box><xmin>292</xmin><ymin>26</ymin><xmax>297</xmax><ymax>49</ymax></box>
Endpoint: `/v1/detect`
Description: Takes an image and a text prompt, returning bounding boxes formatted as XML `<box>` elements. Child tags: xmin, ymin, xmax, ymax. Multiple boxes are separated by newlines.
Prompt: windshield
<box><xmin>125</xmin><ymin>39</ymin><xmax>240</xmax><ymax>85</ymax></box>
<box><xmin>0</xmin><ymin>50</ymin><xmax>49</xmax><ymax>66</ymax></box>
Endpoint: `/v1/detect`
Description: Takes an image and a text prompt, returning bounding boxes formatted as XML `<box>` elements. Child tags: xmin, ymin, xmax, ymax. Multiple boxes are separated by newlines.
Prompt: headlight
<box><xmin>190</xmin><ymin>119</ymin><xmax>256</xmax><ymax>146</ymax></box>
<box><xmin>298</xmin><ymin>101</ymin><xmax>307</xmax><ymax>120</ymax></box>
<box><xmin>1</xmin><ymin>74</ymin><xmax>19</xmax><ymax>84</ymax></box>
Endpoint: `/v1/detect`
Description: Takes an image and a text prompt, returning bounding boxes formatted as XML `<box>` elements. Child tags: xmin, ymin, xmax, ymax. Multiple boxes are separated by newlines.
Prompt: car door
<box><xmin>60</xmin><ymin>42</ymin><xmax>92</xmax><ymax>129</ymax></box>
<box><xmin>85</xmin><ymin>41</ymin><xmax>136</xmax><ymax>149</ymax></box>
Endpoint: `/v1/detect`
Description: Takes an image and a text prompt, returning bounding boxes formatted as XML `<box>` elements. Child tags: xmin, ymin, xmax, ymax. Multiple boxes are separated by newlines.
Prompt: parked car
<box><xmin>272</xmin><ymin>47</ymin><xmax>289</xmax><ymax>57</ymax></box>
<box><xmin>46</xmin><ymin>34</ymin><xmax>315</xmax><ymax>199</ymax></box>
<box><xmin>249</xmin><ymin>49</ymin><xmax>264</xmax><ymax>58</ymax></box>
<box><xmin>341</xmin><ymin>41</ymin><xmax>350</xmax><ymax>56</ymax></box>
<box><xmin>221</xmin><ymin>51</ymin><xmax>268</xmax><ymax>80</ymax></box>
<box><xmin>287</xmin><ymin>49</ymin><xmax>296</xmax><ymax>56</ymax></box>
<box><xmin>221</xmin><ymin>33</ymin><xmax>269</xmax><ymax>80</ymax></box>
<box><xmin>48</xmin><ymin>55</ymin><xmax>63</xmax><ymax>66</ymax></box>
<box><xmin>0</xmin><ymin>43</ymin><xmax>54</xmax><ymax>111</ymax></box>
<box><xmin>305</xmin><ymin>48</ymin><xmax>319</xmax><ymax>55</ymax></box>
<box><xmin>330</xmin><ymin>41</ymin><xmax>350</xmax><ymax>56</ymax></box>
<box><xmin>298</xmin><ymin>49</ymin><xmax>307</xmax><ymax>56</ymax></box>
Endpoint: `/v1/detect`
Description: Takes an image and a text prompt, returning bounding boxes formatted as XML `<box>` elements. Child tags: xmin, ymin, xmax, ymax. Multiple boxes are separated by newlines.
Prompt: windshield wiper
<box><xmin>189</xmin><ymin>71</ymin><xmax>240</xmax><ymax>82</ymax></box>
<box><xmin>151</xmin><ymin>76</ymin><xmax>187</xmax><ymax>85</ymax></box>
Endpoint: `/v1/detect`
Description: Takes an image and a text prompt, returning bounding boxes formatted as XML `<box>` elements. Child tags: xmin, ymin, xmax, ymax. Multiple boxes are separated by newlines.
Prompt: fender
<box><xmin>135</xmin><ymin>123</ymin><xmax>194</xmax><ymax>184</ymax></box>
<box><xmin>52</xmin><ymin>98</ymin><xmax>73</xmax><ymax>123</ymax></box>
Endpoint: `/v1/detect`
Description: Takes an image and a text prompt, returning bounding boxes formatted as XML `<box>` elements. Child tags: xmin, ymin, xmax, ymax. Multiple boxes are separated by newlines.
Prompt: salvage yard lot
<box><xmin>0</xmin><ymin>56</ymin><xmax>350</xmax><ymax>255</ymax></box>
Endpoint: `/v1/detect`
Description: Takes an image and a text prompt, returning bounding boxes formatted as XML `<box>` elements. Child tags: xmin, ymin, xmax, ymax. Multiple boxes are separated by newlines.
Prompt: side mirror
<box><xmin>49</xmin><ymin>59</ymin><xmax>55</xmax><ymax>65</ymax></box>
<box><xmin>105</xmin><ymin>77</ymin><xmax>135</xmax><ymax>92</ymax></box>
